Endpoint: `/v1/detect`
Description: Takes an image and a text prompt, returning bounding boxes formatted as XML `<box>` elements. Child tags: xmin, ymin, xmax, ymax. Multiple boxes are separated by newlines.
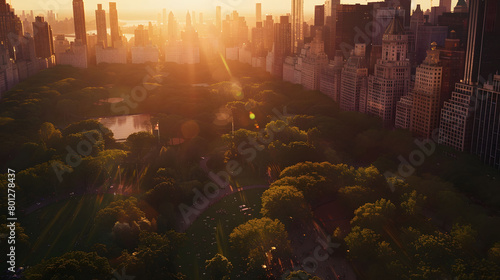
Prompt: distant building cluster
<box><xmin>1</xmin><ymin>0</ymin><xmax>499</xmax><ymax>170</ymax></box>
<box><xmin>0</xmin><ymin>1</ymin><xmax>55</xmax><ymax>97</ymax></box>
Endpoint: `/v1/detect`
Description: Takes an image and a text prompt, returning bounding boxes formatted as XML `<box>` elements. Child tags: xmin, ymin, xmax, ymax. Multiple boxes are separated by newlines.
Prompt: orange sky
<box><xmin>12</xmin><ymin>0</ymin><xmax>455</xmax><ymax>19</ymax></box>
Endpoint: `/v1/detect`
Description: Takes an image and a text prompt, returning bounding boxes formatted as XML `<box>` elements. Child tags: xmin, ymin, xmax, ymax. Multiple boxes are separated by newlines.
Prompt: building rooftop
<box><xmin>384</xmin><ymin>15</ymin><xmax>405</xmax><ymax>35</ymax></box>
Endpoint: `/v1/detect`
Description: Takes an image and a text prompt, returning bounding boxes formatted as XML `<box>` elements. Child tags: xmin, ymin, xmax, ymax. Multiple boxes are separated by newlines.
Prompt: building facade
<box><xmin>367</xmin><ymin>16</ymin><xmax>411</xmax><ymax>126</ymax></box>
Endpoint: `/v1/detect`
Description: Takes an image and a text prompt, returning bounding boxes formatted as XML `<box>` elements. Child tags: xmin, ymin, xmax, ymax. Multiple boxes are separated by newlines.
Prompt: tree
<box><xmin>95</xmin><ymin>197</ymin><xmax>146</xmax><ymax>229</ymax></box>
<box><xmin>354</xmin><ymin>165</ymin><xmax>388</xmax><ymax>192</ymax></box>
<box><xmin>205</xmin><ymin>253</ymin><xmax>233</xmax><ymax>280</ymax></box>
<box><xmin>451</xmin><ymin>223</ymin><xmax>478</xmax><ymax>253</ymax></box>
<box><xmin>279</xmin><ymin>162</ymin><xmax>356</xmax><ymax>190</ymax></box>
<box><xmin>260</xmin><ymin>185</ymin><xmax>312</xmax><ymax>225</ymax></box>
<box><xmin>264</xmin><ymin>120</ymin><xmax>307</xmax><ymax>144</ymax></box>
<box><xmin>409</xmin><ymin>231</ymin><xmax>462</xmax><ymax>277</ymax></box>
<box><xmin>351</xmin><ymin>199</ymin><xmax>396</xmax><ymax>231</ymax></box>
<box><xmin>230</xmin><ymin>218</ymin><xmax>292</xmax><ymax>269</ymax></box>
<box><xmin>117</xmin><ymin>231</ymin><xmax>186</xmax><ymax>280</ymax></box>
<box><xmin>489</xmin><ymin>242</ymin><xmax>500</xmax><ymax>263</ymax></box>
<box><xmin>39</xmin><ymin>122</ymin><xmax>62</xmax><ymax>149</ymax></box>
<box><xmin>344</xmin><ymin>226</ymin><xmax>381</xmax><ymax>262</ymax></box>
<box><xmin>400</xmin><ymin>190</ymin><xmax>427</xmax><ymax>216</ymax></box>
<box><xmin>271</xmin><ymin>174</ymin><xmax>329</xmax><ymax>204</ymax></box>
<box><xmin>268</xmin><ymin>141</ymin><xmax>321</xmax><ymax>168</ymax></box>
<box><xmin>62</xmin><ymin>119</ymin><xmax>114</xmax><ymax>148</ymax></box>
<box><xmin>338</xmin><ymin>185</ymin><xmax>375</xmax><ymax>210</ymax></box>
<box><xmin>126</xmin><ymin>131</ymin><xmax>157</xmax><ymax>161</ymax></box>
<box><xmin>112</xmin><ymin>221</ymin><xmax>140</xmax><ymax>249</ymax></box>
<box><xmin>282</xmin><ymin>270</ymin><xmax>322</xmax><ymax>280</ymax></box>
<box><xmin>24</xmin><ymin>251</ymin><xmax>111</xmax><ymax>280</ymax></box>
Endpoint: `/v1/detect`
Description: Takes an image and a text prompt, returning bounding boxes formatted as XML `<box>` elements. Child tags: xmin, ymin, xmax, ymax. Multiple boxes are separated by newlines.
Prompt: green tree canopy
<box><xmin>205</xmin><ymin>253</ymin><xmax>233</xmax><ymax>280</ymax></box>
<box><xmin>25</xmin><ymin>251</ymin><xmax>111</xmax><ymax>280</ymax></box>
<box><xmin>261</xmin><ymin>185</ymin><xmax>312</xmax><ymax>225</ymax></box>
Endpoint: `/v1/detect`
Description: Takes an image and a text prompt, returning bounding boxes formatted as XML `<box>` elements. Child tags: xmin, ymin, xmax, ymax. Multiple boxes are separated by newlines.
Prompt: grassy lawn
<box><xmin>21</xmin><ymin>194</ymin><xmax>124</xmax><ymax>266</ymax></box>
<box><xmin>177</xmin><ymin>188</ymin><xmax>266</xmax><ymax>279</ymax></box>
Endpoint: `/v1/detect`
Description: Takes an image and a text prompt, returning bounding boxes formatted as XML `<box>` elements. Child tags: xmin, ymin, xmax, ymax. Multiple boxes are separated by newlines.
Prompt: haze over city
<box><xmin>1</xmin><ymin>0</ymin><xmax>500</xmax><ymax>279</ymax></box>
<box><xmin>11</xmin><ymin>0</ymin><xmax>458</xmax><ymax>19</ymax></box>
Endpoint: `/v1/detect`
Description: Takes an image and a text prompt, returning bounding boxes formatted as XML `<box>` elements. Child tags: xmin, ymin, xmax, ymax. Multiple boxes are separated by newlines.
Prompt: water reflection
<box><xmin>98</xmin><ymin>114</ymin><xmax>152</xmax><ymax>142</ymax></box>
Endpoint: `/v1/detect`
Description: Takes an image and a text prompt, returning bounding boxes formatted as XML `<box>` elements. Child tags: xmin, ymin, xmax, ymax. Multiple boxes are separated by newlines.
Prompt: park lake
<box><xmin>98</xmin><ymin>114</ymin><xmax>152</xmax><ymax>142</ymax></box>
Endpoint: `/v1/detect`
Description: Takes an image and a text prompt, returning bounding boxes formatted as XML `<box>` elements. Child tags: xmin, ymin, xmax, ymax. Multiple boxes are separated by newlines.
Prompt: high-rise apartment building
<box><xmin>334</xmin><ymin>4</ymin><xmax>373</xmax><ymax>58</ymax></box>
<box><xmin>439</xmin><ymin>33</ymin><xmax>465</xmax><ymax>108</ymax></box>
<box><xmin>438</xmin><ymin>83</ymin><xmax>476</xmax><ymax>150</ymax></box>
<box><xmin>134</xmin><ymin>25</ymin><xmax>149</xmax><ymax>46</ymax></box>
<box><xmin>216</xmin><ymin>6</ymin><xmax>222</xmax><ymax>33</ymax></box>
<box><xmin>340</xmin><ymin>44</ymin><xmax>368</xmax><ymax>112</ymax></box>
<box><xmin>327</xmin><ymin>0</ymin><xmax>340</xmax><ymax>58</ymax></box>
<box><xmin>320</xmin><ymin>52</ymin><xmax>344</xmax><ymax>102</ymax></box>
<box><xmin>409</xmin><ymin>43</ymin><xmax>443</xmax><ymax>139</ymax></box>
<box><xmin>291</xmin><ymin>0</ymin><xmax>304</xmax><ymax>53</ymax></box>
<box><xmin>168</xmin><ymin>12</ymin><xmax>177</xmax><ymax>42</ymax></box>
<box><xmin>471</xmin><ymin>75</ymin><xmax>500</xmax><ymax>170</ymax></box>
<box><xmin>72</xmin><ymin>0</ymin><xmax>87</xmax><ymax>45</ymax></box>
<box><xmin>0</xmin><ymin>0</ymin><xmax>23</xmax><ymax>59</ymax></box>
<box><xmin>367</xmin><ymin>16</ymin><xmax>411</xmax><ymax>126</ymax></box>
<box><xmin>272</xmin><ymin>15</ymin><xmax>291</xmax><ymax>77</ymax></box>
<box><xmin>263</xmin><ymin>15</ymin><xmax>274</xmax><ymax>52</ymax></box>
<box><xmin>32</xmin><ymin>16</ymin><xmax>54</xmax><ymax>59</ymax></box>
<box><xmin>314</xmin><ymin>5</ymin><xmax>325</xmax><ymax>27</ymax></box>
<box><xmin>256</xmin><ymin>3</ymin><xmax>262</xmax><ymax>23</ymax></box>
<box><xmin>439</xmin><ymin>0</ymin><xmax>500</xmax><ymax>152</ymax></box>
<box><xmin>301</xmin><ymin>29</ymin><xmax>329</xmax><ymax>91</ymax></box>
<box><xmin>95</xmin><ymin>4</ymin><xmax>107</xmax><ymax>47</ymax></box>
<box><xmin>109</xmin><ymin>2</ymin><xmax>120</xmax><ymax>47</ymax></box>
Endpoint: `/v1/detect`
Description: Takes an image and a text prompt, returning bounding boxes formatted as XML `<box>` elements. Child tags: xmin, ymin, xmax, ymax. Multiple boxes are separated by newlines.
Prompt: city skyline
<box><xmin>11</xmin><ymin>0</ymin><xmax>459</xmax><ymax>19</ymax></box>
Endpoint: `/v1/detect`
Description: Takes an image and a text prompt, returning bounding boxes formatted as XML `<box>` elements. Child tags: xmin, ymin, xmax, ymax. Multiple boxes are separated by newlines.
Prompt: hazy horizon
<box><xmin>12</xmin><ymin>0</ymin><xmax>456</xmax><ymax>20</ymax></box>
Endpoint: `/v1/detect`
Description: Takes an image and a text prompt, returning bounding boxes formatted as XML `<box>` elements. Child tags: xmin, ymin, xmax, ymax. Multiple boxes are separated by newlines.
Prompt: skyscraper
<box><xmin>72</xmin><ymin>0</ymin><xmax>87</xmax><ymax>45</ymax></box>
<box><xmin>366</xmin><ymin>16</ymin><xmax>411</xmax><ymax>126</ymax></box>
<box><xmin>471</xmin><ymin>75</ymin><xmax>500</xmax><ymax>170</ymax></box>
<box><xmin>386</xmin><ymin>0</ymin><xmax>411</xmax><ymax>27</ymax></box>
<box><xmin>301</xmin><ymin>29</ymin><xmax>329</xmax><ymax>91</ymax></box>
<box><xmin>314</xmin><ymin>5</ymin><xmax>325</xmax><ymax>27</ymax></box>
<box><xmin>439</xmin><ymin>0</ymin><xmax>500</xmax><ymax>153</ymax></box>
<box><xmin>134</xmin><ymin>25</ymin><xmax>149</xmax><ymax>46</ymax></box>
<box><xmin>95</xmin><ymin>4</ymin><xmax>107</xmax><ymax>47</ymax></box>
<box><xmin>439</xmin><ymin>33</ymin><xmax>465</xmax><ymax>108</ymax></box>
<box><xmin>340</xmin><ymin>44</ymin><xmax>368</xmax><ymax>112</ymax></box>
<box><xmin>263</xmin><ymin>15</ymin><xmax>274</xmax><ymax>52</ymax></box>
<box><xmin>464</xmin><ymin>0</ymin><xmax>485</xmax><ymax>85</ymax></box>
<box><xmin>163</xmin><ymin>8</ymin><xmax>167</xmax><ymax>27</ymax></box>
<box><xmin>409</xmin><ymin>43</ymin><xmax>443</xmax><ymax>139</ymax></box>
<box><xmin>320</xmin><ymin>52</ymin><xmax>344</xmax><ymax>102</ymax></box>
<box><xmin>186</xmin><ymin>11</ymin><xmax>192</xmax><ymax>30</ymax></box>
<box><xmin>252</xmin><ymin>22</ymin><xmax>265</xmax><ymax>57</ymax></box>
<box><xmin>272</xmin><ymin>15</ymin><xmax>291</xmax><ymax>77</ymax></box>
<box><xmin>256</xmin><ymin>3</ymin><xmax>262</xmax><ymax>23</ymax></box>
<box><xmin>334</xmin><ymin>4</ymin><xmax>373</xmax><ymax>58</ymax></box>
<box><xmin>327</xmin><ymin>0</ymin><xmax>340</xmax><ymax>58</ymax></box>
<box><xmin>32</xmin><ymin>16</ymin><xmax>54</xmax><ymax>59</ymax></box>
<box><xmin>440</xmin><ymin>0</ymin><xmax>452</xmax><ymax>12</ymax></box>
<box><xmin>291</xmin><ymin>0</ymin><xmax>304</xmax><ymax>53</ymax></box>
<box><xmin>168</xmin><ymin>12</ymin><xmax>177</xmax><ymax>42</ymax></box>
<box><xmin>109</xmin><ymin>2</ymin><xmax>120</xmax><ymax>47</ymax></box>
<box><xmin>438</xmin><ymin>83</ymin><xmax>476</xmax><ymax>150</ymax></box>
<box><xmin>216</xmin><ymin>6</ymin><xmax>222</xmax><ymax>33</ymax></box>
<box><xmin>0</xmin><ymin>0</ymin><xmax>23</xmax><ymax>59</ymax></box>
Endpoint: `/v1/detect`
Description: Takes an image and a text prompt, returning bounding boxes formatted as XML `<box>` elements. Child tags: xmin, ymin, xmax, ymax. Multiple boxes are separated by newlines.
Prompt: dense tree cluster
<box><xmin>0</xmin><ymin>61</ymin><xmax>499</xmax><ymax>279</ymax></box>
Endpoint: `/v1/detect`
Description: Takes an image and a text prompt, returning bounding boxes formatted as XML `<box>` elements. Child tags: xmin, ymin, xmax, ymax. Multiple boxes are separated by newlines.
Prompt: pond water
<box><xmin>98</xmin><ymin>114</ymin><xmax>152</xmax><ymax>142</ymax></box>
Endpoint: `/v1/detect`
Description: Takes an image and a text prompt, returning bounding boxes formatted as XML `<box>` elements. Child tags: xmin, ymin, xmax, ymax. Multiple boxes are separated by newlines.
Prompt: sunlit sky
<box><xmin>11</xmin><ymin>0</ymin><xmax>458</xmax><ymax>20</ymax></box>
